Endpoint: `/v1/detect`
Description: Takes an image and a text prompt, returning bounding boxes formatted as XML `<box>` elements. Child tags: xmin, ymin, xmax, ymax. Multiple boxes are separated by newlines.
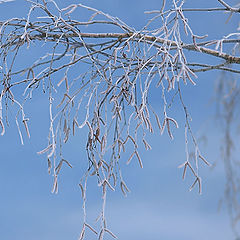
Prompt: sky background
<box><xmin>0</xmin><ymin>0</ymin><xmax>240</xmax><ymax>240</ymax></box>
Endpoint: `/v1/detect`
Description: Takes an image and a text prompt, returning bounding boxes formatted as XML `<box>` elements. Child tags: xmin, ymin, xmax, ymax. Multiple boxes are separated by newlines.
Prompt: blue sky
<box><xmin>0</xmin><ymin>0</ymin><xmax>239</xmax><ymax>240</ymax></box>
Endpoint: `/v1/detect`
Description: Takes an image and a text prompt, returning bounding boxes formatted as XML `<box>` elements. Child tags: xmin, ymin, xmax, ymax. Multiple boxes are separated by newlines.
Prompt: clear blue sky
<box><xmin>0</xmin><ymin>0</ymin><xmax>239</xmax><ymax>240</ymax></box>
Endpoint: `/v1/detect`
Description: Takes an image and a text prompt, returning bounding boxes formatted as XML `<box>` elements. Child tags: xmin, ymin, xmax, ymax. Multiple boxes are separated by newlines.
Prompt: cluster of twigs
<box><xmin>0</xmin><ymin>0</ymin><xmax>240</xmax><ymax>238</ymax></box>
